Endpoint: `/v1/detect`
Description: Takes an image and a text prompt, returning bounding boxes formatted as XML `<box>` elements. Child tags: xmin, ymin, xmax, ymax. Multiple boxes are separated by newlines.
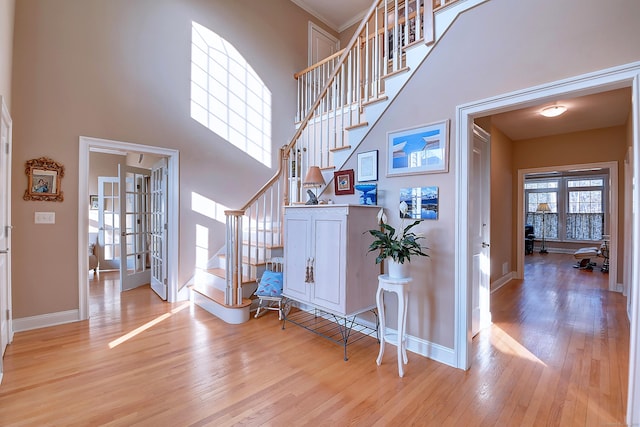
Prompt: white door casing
<box><xmin>78</xmin><ymin>136</ymin><xmax>180</xmax><ymax>320</ymax></box>
<box><xmin>0</xmin><ymin>96</ymin><xmax>13</xmax><ymax>380</ymax></box>
<box><xmin>119</xmin><ymin>163</ymin><xmax>152</xmax><ymax>292</ymax></box>
<box><xmin>471</xmin><ymin>125</ymin><xmax>491</xmax><ymax>337</ymax></box>
<box><xmin>150</xmin><ymin>158</ymin><xmax>168</xmax><ymax>300</ymax></box>
<box><xmin>308</xmin><ymin>22</ymin><xmax>340</xmax><ymax>67</ymax></box>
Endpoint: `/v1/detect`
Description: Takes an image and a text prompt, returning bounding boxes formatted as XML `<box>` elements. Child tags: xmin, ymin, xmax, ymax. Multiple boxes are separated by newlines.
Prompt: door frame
<box><xmin>308</xmin><ymin>22</ymin><xmax>340</xmax><ymax>67</ymax></box>
<box><xmin>0</xmin><ymin>96</ymin><xmax>13</xmax><ymax>381</ymax></box>
<box><xmin>455</xmin><ymin>61</ymin><xmax>640</xmax><ymax>422</ymax></box>
<box><xmin>78</xmin><ymin>136</ymin><xmax>180</xmax><ymax>319</ymax></box>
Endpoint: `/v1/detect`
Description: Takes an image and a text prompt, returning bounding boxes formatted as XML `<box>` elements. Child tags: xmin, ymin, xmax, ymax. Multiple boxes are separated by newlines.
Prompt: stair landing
<box><xmin>190</xmin><ymin>283</ymin><xmax>252</xmax><ymax>324</ymax></box>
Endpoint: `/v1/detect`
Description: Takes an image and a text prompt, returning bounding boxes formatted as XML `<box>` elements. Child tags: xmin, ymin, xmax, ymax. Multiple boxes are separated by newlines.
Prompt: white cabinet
<box><xmin>283</xmin><ymin>205</ymin><xmax>379</xmax><ymax>317</ymax></box>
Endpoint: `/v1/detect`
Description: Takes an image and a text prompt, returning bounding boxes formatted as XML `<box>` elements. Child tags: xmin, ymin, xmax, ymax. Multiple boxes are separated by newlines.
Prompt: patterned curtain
<box><xmin>525</xmin><ymin>213</ymin><xmax>558</xmax><ymax>239</ymax></box>
<box><xmin>566</xmin><ymin>213</ymin><xmax>603</xmax><ymax>241</ymax></box>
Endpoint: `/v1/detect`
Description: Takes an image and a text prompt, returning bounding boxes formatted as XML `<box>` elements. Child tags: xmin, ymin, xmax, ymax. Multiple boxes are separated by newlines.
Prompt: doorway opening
<box><xmin>456</xmin><ymin>62</ymin><xmax>640</xmax><ymax>420</ymax></box>
<box><xmin>78</xmin><ymin>136</ymin><xmax>180</xmax><ymax>321</ymax></box>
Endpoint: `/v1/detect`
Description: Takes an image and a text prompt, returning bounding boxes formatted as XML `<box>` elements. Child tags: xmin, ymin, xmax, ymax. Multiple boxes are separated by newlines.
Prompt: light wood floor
<box><xmin>0</xmin><ymin>253</ymin><xmax>629</xmax><ymax>426</ymax></box>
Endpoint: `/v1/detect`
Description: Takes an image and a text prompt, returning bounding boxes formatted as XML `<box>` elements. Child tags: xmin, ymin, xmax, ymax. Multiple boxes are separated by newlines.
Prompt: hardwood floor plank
<box><xmin>0</xmin><ymin>253</ymin><xmax>630</xmax><ymax>426</ymax></box>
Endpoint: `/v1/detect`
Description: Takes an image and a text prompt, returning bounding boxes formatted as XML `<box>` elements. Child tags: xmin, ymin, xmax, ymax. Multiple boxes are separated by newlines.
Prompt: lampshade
<box><xmin>536</xmin><ymin>202</ymin><xmax>551</xmax><ymax>213</ymax></box>
<box><xmin>303</xmin><ymin>166</ymin><xmax>325</xmax><ymax>188</ymax></box>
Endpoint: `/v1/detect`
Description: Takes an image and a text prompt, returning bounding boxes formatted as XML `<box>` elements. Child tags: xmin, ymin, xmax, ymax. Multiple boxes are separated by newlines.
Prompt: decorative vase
<box><xmin>387</xmin><ymin>259</ymin><xmax>409</xmax><ymax>279</ymax></box>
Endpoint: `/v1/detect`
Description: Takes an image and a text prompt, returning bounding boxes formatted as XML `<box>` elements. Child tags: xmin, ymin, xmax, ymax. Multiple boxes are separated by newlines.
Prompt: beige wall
<box><xmin>489</xmin><ymin>125</ymin><xmax>513</xmax><ymax>286</ymax></box>
<box><xmin>334</xmin><ymin>0</ymin><xmax>640</xmax><ymax>348</ymax></box>
<box><xmin>0</xmin><ymin>0</ymin><xmax>15</xmax><ymax>108</ymax></box>
<box><xmin>10</xmin><ymin>0</ymin><xmax>319</xmax><ymax>318</ymax></box>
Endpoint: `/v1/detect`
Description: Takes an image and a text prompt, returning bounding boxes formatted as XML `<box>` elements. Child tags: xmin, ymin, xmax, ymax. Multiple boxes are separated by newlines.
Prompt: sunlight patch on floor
<box><xmin>108</xmin><ymin>302</ymin><xmax>190</xmax><ymax>349</ymax></box>
<box><xmin>491</xmin><ymin>325</ymin><xmax>547</xmax><ymax>367</ymax></box>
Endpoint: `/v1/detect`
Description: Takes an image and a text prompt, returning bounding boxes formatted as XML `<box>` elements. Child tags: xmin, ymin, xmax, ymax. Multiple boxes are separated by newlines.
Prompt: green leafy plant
<box><xmin>366</xmin><ymin>203</ymin><xmax>428</xmax><ymax>264</ymax></box>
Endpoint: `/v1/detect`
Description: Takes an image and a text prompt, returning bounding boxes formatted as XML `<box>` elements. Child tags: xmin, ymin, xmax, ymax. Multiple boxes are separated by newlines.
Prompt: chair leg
<box><xmin>254</xmin><ymin>299</ymin><xmax>263</xmax><ymax>318</ymax></box>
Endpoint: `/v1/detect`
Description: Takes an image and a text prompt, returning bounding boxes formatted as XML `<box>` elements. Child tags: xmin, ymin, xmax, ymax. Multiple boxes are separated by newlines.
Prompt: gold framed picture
<box><xmin>23</xmin><ymin>157</ymin><xmax>64</xmax><ymax>202</ymax></box>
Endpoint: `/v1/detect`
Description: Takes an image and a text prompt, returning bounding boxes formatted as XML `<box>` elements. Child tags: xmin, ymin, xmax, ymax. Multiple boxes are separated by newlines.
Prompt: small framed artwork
<box><xmin>357</xmin><ymin>150</ymin><xmax>378</xmax><ymax>182</ymax></box>
<box><xmin>400</xmin><ymin>186</ymin><xmax>439</xmax><ymax>220</ymax></box>
<box><xmin>23</xmin><ymin>157</ymin><xmax>65</xmax><ymax>202</ymax></box>
<box><xmin>334</xmin><ymin>169</ymin><xmax>355</xmax><ymax>195</ymax></box>
<box><xmin>387</xmin><ymin>120</ymin><xmax>449</xmax><ymax>177</ymax></box>
<box><xmin>90</xmin><ymin>195</ymin><xmax>99</xmax><ymax>210</ymax></box>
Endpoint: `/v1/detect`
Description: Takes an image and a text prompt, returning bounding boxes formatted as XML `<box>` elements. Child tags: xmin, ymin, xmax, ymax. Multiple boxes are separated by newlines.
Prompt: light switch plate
<box><xmin>35</xmin><ymin>212</ymin><xmax>55</xmax><ymax>224</ymax></box>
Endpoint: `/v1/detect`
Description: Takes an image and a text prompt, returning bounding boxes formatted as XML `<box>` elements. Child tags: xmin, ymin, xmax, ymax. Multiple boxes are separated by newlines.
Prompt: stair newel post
<box><xmin>225</xmin><ymin>209</ymin><xmax>244</xmax><ymax>306</ymax></box>
<box><xmin>282</xmin><ymin>146</ymin><xmax>290</xmax><ymax>207</ymax></box>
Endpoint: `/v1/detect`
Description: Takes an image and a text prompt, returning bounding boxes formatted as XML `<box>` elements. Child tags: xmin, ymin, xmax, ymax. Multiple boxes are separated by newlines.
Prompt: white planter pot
<box><xmin>387</xmin><ymin>259</ymin><xmax>409</xmax><ymax>279</ymax></box>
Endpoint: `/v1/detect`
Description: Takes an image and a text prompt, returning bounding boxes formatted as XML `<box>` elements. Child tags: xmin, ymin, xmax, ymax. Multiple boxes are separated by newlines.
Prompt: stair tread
<box><xmin>241</xmin><ymin>241</ymin><xmax>283</xmax><ymax>249</ymax></box>
<box><xmin>213</xmin><ymin>256</ymin><xmax>267</xmax><ymax>267</ymax></box>
<box><xmin>345</xmin><ymin>122</ymin><xmax>368</xmax><ymax>131</ymax></box>
<box><xmin>190</xmin><ymin>284</ymin><xmax>251</xmax><ymax>308</ymax></box>
<box><xmin>205</xmin><ymin>267</ymin><xmax>256</xmax><ymax>284</ymax></box>
<box><xmin>330</xmin><ymin>145</ymin><xmax>352</xmax><ymax>152</ymax></box>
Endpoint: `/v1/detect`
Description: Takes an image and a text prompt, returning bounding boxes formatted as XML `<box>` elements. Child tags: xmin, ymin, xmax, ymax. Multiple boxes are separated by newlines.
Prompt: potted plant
<box><xmin>365</xmin><ymin>202</ymin><xmax>428</xmax><ymax>278</ymax></box>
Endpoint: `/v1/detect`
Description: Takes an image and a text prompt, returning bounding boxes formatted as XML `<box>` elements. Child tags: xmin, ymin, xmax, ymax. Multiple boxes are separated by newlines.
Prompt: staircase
<box><xmin>191</xmin><ymin>0</ymin><xmax>486</xmax><ymax>323</ymax></box>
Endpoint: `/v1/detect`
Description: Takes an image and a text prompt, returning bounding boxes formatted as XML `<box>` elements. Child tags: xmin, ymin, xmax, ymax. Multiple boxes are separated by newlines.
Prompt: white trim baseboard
<box><xmin>13</xmin><ymin>310</ymin><xmax>80</xmax><ymax>333</ymax></box>
<box><xmin>355</xmin><ymin>313</ymin><xmax>456</xmax><ymax>368</ymax></box>
<box><xmin>491</xmin><ymin>272</ymin><xmax>514</xmax><ymax>294</ymax></box>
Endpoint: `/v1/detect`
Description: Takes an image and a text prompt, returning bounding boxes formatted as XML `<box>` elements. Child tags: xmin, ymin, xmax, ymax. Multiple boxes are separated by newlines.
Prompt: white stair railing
<box><xmin>223</xmin><ymin>0</ymin><xmax>455</xmax><ymax>307</ymax></box>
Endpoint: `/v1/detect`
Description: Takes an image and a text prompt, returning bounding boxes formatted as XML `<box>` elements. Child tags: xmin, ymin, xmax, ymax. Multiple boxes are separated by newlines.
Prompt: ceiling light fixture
<box><xmin>540</xmin><ymin>105</ymin><xmax>567</xmax><ymax>118</ymax></box>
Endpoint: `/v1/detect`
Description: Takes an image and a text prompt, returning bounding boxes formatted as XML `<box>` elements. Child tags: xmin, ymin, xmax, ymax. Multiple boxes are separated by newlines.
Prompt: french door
<box><xmin>119</xmin><ymin>164</ymin><xmax>151</xmax><ymax>292</ymax></box>
<box><xmin>98</xmin><ymin>177</ymin><xmax>121</xmax><ymax>270</ymax></box>
<box><xmin>150</xmin><ymin>159</ymin><xmax>167</xmax><ymax>300</ymax></box>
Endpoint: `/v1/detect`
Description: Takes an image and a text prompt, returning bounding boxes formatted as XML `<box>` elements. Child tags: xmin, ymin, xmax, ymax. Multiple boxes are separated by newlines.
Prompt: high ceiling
<box><xmin>290</xmin><ymin>1</ymin><xmax>633</xmax><ymax>141</ymax></box>
<box><xmin>291</xmin><ymin>0</ymin><xmax>371</xmax><ymax>32</ymax></box>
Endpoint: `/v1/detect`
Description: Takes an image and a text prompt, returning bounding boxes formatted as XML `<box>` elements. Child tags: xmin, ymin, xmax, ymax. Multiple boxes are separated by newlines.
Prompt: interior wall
<box><xmin>330</xmin><ymin>0</ymin><xmax>640</xmax><ymax>349</ymax></box>
<box><xmin>10</xmin><ymin>0</ymin><xmax>320</xmax><ymax>319</ymax></box>
<box><xmin>0</xmin><ymin>0</ymin><xmax>15</xmax><ymax>108</ymax></box>
<box><xmin>489</xmin><ymin>125</ymin><xmax>513</xmax><ymax>287</ymax></box>
<box><xmin>513</xmin><ymin>125</ymin><xmax>628</xmax><ymax>284</ymax></box>
<box><xmin>88</xmin><ymin>152</ymin><xmax>122</xmax><ymax>197</ymax></box>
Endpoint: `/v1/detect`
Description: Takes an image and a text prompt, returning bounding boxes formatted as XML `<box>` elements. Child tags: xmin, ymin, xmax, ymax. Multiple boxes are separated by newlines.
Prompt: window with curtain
<box><xmin>566</xmin><ymin>179</ymin><xmax>604</xmax><ymax>240</ymax></box>
<box><xmin>525</xmin><ymin>180</ymin><xmax>558</xmax><ymax>240</ymax></box>
<box><xmin>524</xmin><ymin>174</ymin><xmax>607</xmax><ymax>243</ymax></box>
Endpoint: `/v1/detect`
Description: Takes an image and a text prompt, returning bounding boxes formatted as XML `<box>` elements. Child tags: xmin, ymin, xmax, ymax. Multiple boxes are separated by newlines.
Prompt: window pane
<box><xmin>527</xmin><ymin>191</ymin><xmax>557</xmax><ymax>213</ymax></box>
<box><xmin>568</xmin><ymin>190</ymin><xmax>602</xmax><ymax>213</ymax></box>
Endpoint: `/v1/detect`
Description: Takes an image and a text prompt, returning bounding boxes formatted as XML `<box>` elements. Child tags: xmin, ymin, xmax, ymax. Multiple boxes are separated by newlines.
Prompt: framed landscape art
<box><xmin>387</xmin><ymin>120</ymin><xmax>449</xmax><ymax>176</ymax></box>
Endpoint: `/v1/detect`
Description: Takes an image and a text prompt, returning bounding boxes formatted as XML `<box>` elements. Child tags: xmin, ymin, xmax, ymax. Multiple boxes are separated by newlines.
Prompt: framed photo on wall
<box><xmin>357</xmin><ymin>150</ymin><xmax>378</xmax><ymax>182</ymax></box>
<box><xmin>387</xmin><ymin>120</ymin><xmax>449</xmax><ymax>177</ymax></box>
<box><xmin>23</xmin><ymin>157</ymin><xmax>65</xmax><ymax>202</ymax></box>
<box><xmin>334</xmin><ymin>169</ymin><xmax>355</xmax><ymax>195</ymax></box>
<box><xmin>400</xmin><ymin>186</ymin><xmax>439</xmax><ymax>220</ymax></box>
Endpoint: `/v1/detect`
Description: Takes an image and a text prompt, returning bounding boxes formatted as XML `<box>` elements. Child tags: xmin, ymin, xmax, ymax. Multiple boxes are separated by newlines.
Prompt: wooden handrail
<box><xmin>294</xmin><ymin>48</ymin><xmax>347</xmax><ymax>80</ymax></box>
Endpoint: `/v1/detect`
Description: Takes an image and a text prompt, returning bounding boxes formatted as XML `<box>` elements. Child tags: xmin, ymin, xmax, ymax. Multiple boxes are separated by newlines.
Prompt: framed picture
<box><xmin>334</xmin><ymin>169</ymin><xmax>354</xmax><ymax>195</ymax></box>
<box><xmin>387</xmin><ymin>120</ymin><xmax>449</xmax><ymax>176</ymax></box>
<box><xmin>23</xmin><ymin>157</ymin><xmax>65</xmax><ymax>202</ymax></box>
<box><xmin>90</xmin><ymin>195</ymin><xmax>99</xmax><ymax>210</ymax></box>
<box><xmin>357</xmin><ymin>150</ymin><xmax>378</xmax><ymax>182</ymax></box>
<box><xmin>400</xmin><ymin>186</ymin><xmax>439</xmax><ymax>220</ymax></box>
